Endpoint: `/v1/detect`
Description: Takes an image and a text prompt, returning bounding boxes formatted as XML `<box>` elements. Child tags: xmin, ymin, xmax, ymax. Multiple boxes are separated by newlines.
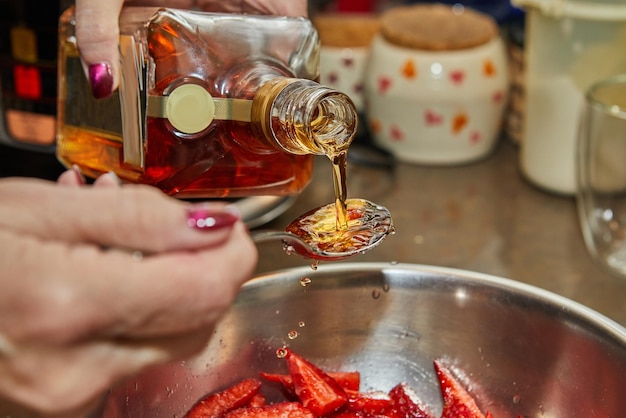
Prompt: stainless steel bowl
<box><xmin>100</xmin><ymin>263</ymin><xmax>626</xmax><ymax>417</ymax></box>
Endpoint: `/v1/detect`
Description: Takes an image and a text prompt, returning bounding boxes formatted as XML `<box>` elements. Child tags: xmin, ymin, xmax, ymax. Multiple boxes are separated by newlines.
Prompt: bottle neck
<box><xmin>144</xmin><ymin>76</ymin><xmax>357</xmax><ymax>157</ymax></box>
<box><xmin>252</xmin><ymin>78</ymin><xmax>358</xmax><ymax>156</ymax></box>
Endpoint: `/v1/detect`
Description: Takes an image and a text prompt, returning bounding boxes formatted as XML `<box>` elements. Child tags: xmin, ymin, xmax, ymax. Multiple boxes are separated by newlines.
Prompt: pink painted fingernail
<box><xmin>89</xmin><ymin>62</ymin><xmax>113</xmax><ymax>99</ymax></box>
<box><xmin>187</xmin><ymin>205</ymin><xmax>240</xmax><ymax>231</ymax></box>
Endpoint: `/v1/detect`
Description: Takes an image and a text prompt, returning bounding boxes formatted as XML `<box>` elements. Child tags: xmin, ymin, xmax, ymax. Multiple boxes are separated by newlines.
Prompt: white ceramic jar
<box><xmin>364</xmin><ymin>4</ymin><xmax>509</xmax><ymax>165</ymax></box>
<box><xmin>319</xmin><ymin>46</ymin><xmax>370</xmax><ymax>111</ymax></box>
<box><xmin>314</xmin><ymin>14</ymin><xmax>381</xmax><ymax>112</ymax></box>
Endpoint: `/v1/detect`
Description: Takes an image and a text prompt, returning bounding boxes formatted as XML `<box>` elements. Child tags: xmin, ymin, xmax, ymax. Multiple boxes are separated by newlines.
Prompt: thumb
<box><xmin>74</xmin><ymin>0</ymin><xmax>125</xmax><ymax>98</ymax></box>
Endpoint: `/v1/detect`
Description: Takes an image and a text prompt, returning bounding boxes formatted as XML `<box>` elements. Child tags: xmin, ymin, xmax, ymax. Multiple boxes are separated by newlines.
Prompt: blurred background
<box><xmin>0</xmin><ymin>0</ymin><xmax>70</xmax><ymax>178</ymax></box>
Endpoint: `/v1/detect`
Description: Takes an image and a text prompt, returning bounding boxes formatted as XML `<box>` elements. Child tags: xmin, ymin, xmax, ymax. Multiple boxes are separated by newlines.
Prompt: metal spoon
<box><xmin>251</xmin><ymin>198</ymin><xmax>393</xmax><ymax>261</ymax></box>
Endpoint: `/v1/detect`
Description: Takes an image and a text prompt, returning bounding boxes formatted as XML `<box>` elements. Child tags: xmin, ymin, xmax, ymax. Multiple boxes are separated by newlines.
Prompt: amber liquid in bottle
<box><xmin>138</xmin><ymin>121</ymin><xmax>314</xmax><ymax>198</ymax></box>
<box><xmin>57</xmin><ymin>8</ymin><xmax>315</xmax><ymax>198</ymax></box>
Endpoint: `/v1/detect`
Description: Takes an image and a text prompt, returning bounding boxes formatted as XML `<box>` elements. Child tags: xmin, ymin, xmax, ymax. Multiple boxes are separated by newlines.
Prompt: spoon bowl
<box><xmin>251</xmin><ymin>198</ymin><xmax>393</xmax><ymax>261</ymax></box>
<box><xmin>251</xmin><ymin>230</ymin><xmax>351</xmax><ymax>261</ymax></box>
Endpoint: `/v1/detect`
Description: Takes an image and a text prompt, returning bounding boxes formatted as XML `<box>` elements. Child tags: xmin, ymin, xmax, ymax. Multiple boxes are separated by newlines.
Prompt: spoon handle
<box><xmin>250</xmin><ymin>230</ymin><xmax>316</xmax><ymax>258</ymax></box>
<box><xmin>250</xmin><ymin>230</ymin><xmax>298</xmax><ymax>244</ymax></box>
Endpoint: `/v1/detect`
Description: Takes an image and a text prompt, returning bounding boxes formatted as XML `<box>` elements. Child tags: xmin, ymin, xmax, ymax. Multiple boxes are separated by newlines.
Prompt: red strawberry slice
<box><xmin>223</xmin><ymin>402</ymin><xmax>315</xmax><ymax>418</ymax></box>
<box><xmin>326</xmin><ymin>411</ymin><xmax>363</xmax><ymax>418</ymax></box>
<box><xmin>184</xmin><ymin>378</ymin><xmax>262</xmax><ymax>418</ymax></box>
<box><xmin>285</xmin><ymin>349</ymin><xmax>348</xmax><ymax>416</ymax></box>
<box><xmin>328</xmin><ymin>371</ymin><xmax>361</xmax><ymax>391</ymax></box>
<box><xmin>261</xmin><ymin>371</ymin><xmax>361</xmax><ymax>394</ymax></box>
<box><xmin>344</xmin><ymin>392</ymin><xmax>393</xmax><ymax>416</ymax></box>
<box><xmin>259</xmin><ymin>372</ymin><xmax>296</xmax><ymax>397</ymax></box>
<box><xmin>246</xmin><ymin>393</ymin><xmax>266</xmax><ymax>408</ymax></box>
<box><xmin>384</xmin><ymin>382</ymin><xmax>434</xmax><ymax>418</ymax></box>
<box><xmin>434</xmin><ymin>360</ymin><xmax>485</xmax><ymax>418</ymax></box>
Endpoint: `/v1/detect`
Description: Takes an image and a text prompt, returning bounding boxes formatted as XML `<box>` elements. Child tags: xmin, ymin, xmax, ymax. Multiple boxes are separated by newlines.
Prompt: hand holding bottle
<box><xmin>0</xmin><ymin>174</ymin><xmax>257</xmax><ymax>417</ymax></box>
<box><xmin>74</xmin><ymin>0</ymin><xmax>308</xmax><ymax>98</ymax></box>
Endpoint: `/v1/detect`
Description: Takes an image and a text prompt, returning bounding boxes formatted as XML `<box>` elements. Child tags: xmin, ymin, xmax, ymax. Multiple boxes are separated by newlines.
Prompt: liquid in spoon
<box><xmin>286</xmin><ymin>198</ymin><xmax>393</xmax><ymax>258</ymax></box>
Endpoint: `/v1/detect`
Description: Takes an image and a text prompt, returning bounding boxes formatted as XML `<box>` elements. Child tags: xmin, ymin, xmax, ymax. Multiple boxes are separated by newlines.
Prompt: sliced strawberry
<box><xmin>383</xmin><ymin>382</ymin><xmax>434</xmax><ymax>418</ymax></box>
<box><xmin>223</xmin><ymin>402</ymin><xmax>315</xmax><ymax>418</ymax></box>
<box><xmin>246</xmin><ymin>393</ymin><xmax>266</xmax><ymax>408</ymax></box>
<box><xmin>345</xmin><ymin>392</ymin><xmax>393</xmax><ymax>415</ymax></box>
<box><xmin>325</xmin><ymin>411</ymin><xmax>363</xmax><ymax>418</ymax></box>
<box><xmin>261</xmin><ymin>371</ymin><xmax>361</xmax><ymax>393</ymax></box>
<box><xmin>259</xmin><ymin>372</ymin><xmax>296</xmax><ymax>397</ymax></box>
<box><xmin>285</xmin><ymin>349</ymin><xmax>348</xmax><ymax>416</ymax></box>
<box><xmin>184</xmin><ymin>378</ymin><xmax>262</xmax><ymax>418</ymax></box>
<box><xmin>434</xmin><ymin>360</ymin><xmax>485</xmax><ymax>418</ymax></box>
<box><xmin>328</xmin><ymin>371</ymin><xmax>361</xmax><ymax>391</ymax></box>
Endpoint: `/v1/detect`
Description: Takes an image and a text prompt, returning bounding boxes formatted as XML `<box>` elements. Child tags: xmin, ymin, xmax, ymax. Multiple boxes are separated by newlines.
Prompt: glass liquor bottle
<box><xmin>56</xmin><ymin>7</ymin><xmax>357</xmax><ymax>198</ymax></box>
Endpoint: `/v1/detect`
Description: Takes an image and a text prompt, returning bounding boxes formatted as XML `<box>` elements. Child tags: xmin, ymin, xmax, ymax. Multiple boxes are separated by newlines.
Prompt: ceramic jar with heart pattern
<box><xmin>314</xmin><ymin>14</ymin><xmax>381</xmax><ymax>112</ymax></box>
<box><xmin>364</xmin><ymin>4</ymin><xmax>509</xmax><ymax>165</ymax></box>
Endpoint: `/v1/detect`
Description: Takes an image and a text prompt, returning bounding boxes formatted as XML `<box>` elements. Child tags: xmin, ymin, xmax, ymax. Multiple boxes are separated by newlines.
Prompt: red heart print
<box><xmin>425</xmin><ymin>110</ymin><xmax>443</xmax><ymax>126</ymax></box>
<box><xmin>390</xmin><ymin>125</ymin><xmax>404</xmax><ymax>141</ymax></box>
<box><xmin>342</xmin><ymin>57</ymin><xmax>354</xmax><ymax>68</ymax></box>
<box><xmin>378</xmin><ymin>76</ymin><xmax>392</xmax><ymax>94</ymax></box>
<box><xmin>326</xmin><ymin>72</ymin><xmax>339</xmax><ymax>85</ymax></box>
<box><xmin>492</xmin><ymin>90</ymin><xmax>504</xmax><ymax>104</ymax></box>
<box><xmin>450</xmin><ymin>70</ymin><xmax>465</xmax><ymax>85</ymax></box>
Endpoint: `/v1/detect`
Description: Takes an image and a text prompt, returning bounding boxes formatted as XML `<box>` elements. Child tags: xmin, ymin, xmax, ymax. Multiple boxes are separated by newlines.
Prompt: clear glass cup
<box><xmin>576</xmin><ymin>74</ymin><xmax>626</xmax><ymax>277</ymax></box>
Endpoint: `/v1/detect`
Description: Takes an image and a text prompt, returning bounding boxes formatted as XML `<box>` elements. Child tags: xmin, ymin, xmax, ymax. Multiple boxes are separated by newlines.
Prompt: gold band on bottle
<box><xmin>250</xmin><ymin>78</ymin><xmax>298</xmax><ymax>144</ymax></box>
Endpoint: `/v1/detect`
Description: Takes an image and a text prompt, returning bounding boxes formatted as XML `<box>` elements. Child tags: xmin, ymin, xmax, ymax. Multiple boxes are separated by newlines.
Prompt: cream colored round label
<box><xmin>166</xmin><ymin>84</ymin><xmax>215</xmax><ymax>134</ymax></box>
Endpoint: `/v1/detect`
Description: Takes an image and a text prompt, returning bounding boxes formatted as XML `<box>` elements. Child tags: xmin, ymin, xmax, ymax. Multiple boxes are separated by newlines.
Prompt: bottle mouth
<box><xmin>309</xmin><ymin>92</ymin><xmax>358</xmax><ymax>154</ymax></box>
<box><xmin>252</xmin><ymin>78</ymin><xmax>358</xmax><ymax>156</ymax></box>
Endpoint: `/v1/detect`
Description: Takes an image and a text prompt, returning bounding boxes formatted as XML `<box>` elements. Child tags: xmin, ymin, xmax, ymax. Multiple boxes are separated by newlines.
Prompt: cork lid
<box><xmin>313</xmin><ymin>13</ymin><xmax>382</xmax><ymax>48</ymax></box>
<box><xmin>380</xmin><ymin>4</ymin><xmax>498</xmax><ymax>51</ymax></box>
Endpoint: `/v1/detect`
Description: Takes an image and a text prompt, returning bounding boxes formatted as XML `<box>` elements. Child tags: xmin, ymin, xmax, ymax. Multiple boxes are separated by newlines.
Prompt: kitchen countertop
<box><xmin>254</xmin><ymin>140</ymin><xmax>626</xmax><ymax>327</ymax></box>
<box><xmin>2</xmin><ymin>140</ymin><xmax>625</xmax><ymax>327</ymax></box>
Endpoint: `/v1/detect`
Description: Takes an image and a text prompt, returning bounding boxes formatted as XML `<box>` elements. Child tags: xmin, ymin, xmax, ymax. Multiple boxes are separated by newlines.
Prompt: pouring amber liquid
<box><xmin>283</xmin><ymin>115</ymin><xmax>394</xmax><ymax>257</ymax></box>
